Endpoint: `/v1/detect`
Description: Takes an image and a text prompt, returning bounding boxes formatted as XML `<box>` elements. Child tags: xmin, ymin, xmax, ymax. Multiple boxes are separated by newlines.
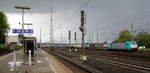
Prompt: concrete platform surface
<box><xmin>0</xmin><ymin>49</ymin><xmax>74</xmax><ymax>73</ymax></box>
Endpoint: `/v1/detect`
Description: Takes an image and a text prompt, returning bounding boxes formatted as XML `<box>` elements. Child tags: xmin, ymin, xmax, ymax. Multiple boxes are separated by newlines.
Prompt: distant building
<box><xmin>5</xmin><ymin>36</ymin><xmax>20</xmax><ymax>45</ymax></box>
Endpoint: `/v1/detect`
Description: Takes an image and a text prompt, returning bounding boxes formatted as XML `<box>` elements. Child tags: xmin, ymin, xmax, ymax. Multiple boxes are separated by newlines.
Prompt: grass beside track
<box><xmin>139</xmin><ymin>48</ymin><xmax>150</xmax><ymax>51</ymax></box>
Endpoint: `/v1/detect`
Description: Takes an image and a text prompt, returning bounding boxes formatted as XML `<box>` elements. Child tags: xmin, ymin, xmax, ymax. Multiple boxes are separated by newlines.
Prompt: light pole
<box><xmin>15</xmin><ymin>6</ymin><xmax>31</xmax><ymax>53</ymax></box>
<box><xmin>40</xmin><ymin>28</ymin><xmax>42</xmax><ymax>48</ymax></box>
<box><xmin>131</xmin><ymin>24</ymin><xmax>134</xmax><ymax>41</ymax></box>
<box><xmin>96</xmin><ymin>25</ymin><xmax>99</xmax><ymax>43</ymax></box>
<box><xmin>15</xmin><ymin>6</ymin><xmax>31</xmax><ymax>31</ymax></box>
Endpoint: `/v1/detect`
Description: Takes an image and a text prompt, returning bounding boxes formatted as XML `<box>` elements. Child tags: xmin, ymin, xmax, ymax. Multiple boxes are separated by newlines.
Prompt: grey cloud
<box><xmin>0</xmin><ymin>0</ymin><xmax>89</xmax><ymax>13</ymax></box>
<box><xmin>1</xmin><ymin>0</ymin><xmax>150</xmax><ymax>43</ymax></box>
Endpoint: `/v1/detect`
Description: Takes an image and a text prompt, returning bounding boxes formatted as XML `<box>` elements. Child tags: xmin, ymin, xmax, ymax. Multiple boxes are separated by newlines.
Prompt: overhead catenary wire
<box><xmin>53</xmin><ymin>0</ymin><xmax>92</xmax><ymax>43</ymax></box>
<box><xmin>55</xmin><ymin>0</ymin><xmax>91</xmax><ymax>31</ymax></box>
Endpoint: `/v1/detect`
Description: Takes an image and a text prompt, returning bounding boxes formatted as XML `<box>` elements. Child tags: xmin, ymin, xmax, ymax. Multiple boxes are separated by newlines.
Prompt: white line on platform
<box><xmin>42</xmin><ymin>50</ymin><xmax>57</xmax><ymax>73</ymax></box>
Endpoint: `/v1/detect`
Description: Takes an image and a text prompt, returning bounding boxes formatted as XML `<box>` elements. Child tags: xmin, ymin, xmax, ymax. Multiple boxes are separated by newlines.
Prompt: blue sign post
<box><xmin>12</xmin><ymin>29</ymin><xmax>33</xmax><ymax>34</ymax></box>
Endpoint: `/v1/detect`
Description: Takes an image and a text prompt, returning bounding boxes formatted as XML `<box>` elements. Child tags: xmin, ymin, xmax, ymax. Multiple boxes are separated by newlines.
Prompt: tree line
<box><xmin>0</xmin><ymin>12</ymin><xmax>10</xmax><ymax>44</ymax></box>
<box><xmin>115</xmin><ymin>29</ymin><xmax>150</xmax><ymax>48</ymax></box>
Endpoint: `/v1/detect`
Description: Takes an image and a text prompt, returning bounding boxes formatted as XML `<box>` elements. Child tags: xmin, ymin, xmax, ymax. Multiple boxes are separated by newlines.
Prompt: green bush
<box><xmin>143</xmin><ymin>48</ymin><xmax>150</xmax><ymax>51</ymax></box>
<box><xmin>49</xmin><ymin>46</ymin><xmax>56</xmax><ymax>51</ymax></box>
<box><xmin>0</xmin><ymin>45</ymin><xmax>11</xmax><ymax>53</ymax></box>
<box><xmin>139</xmin><ymin>48</ymin><xmax>150</xmax><ymax>51</ymax></box>
<box><xmin>0</xmin><ymin>45</ymin><xmax>5</xmax><ymax>49</ymax></box>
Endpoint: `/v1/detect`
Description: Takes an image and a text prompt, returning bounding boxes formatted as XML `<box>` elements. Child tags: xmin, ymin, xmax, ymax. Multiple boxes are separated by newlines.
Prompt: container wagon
<box><xmin>92</xmin><ymin>43</ymin><xmax>108</xmax><ymax>50</ymax></box>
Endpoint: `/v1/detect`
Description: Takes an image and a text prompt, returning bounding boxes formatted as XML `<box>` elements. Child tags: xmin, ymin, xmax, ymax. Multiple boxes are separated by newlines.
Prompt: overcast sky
<box><xmin>0</xmin><ymin>0</ymin><xmax>150</xmax><ymax>43</ymax></box>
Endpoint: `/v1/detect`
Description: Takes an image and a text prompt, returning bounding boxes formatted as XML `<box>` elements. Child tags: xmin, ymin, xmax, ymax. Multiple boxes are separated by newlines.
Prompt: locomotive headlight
<box><xmin>134</xmin><ymin>45</ymin><xmax>137</xmax><ymax>48</ymax></box>
<box><xmin>131</xmin><ymin>45</ymin><xmax>133</xmax><ymax>47</ymax></box>
<box><xmin>131</xmin><ymin>45</ymin><xmax>137</xmax><ymax>48</ymax></box>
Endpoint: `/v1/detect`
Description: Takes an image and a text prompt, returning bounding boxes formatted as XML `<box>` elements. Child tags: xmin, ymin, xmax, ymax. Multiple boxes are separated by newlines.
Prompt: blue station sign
<box><xmin>12</xmin><ymin>29</ymin><xmax>33</xmax><ymax>34</ymax></box>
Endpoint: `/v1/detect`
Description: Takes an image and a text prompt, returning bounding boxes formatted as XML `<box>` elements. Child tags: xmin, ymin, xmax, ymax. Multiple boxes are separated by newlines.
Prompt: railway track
<box><xmin>85</xmin><ymin>49</ymin><xmax>150</xmax><ymax>62</ymax></box>
<box><xmin>82</xmin><ymin>49</ymin><xmax>150</xmax><ymax>73</ymax></box>
<box><xmin>53</xmin><ymin>53</ymin><xmax>90</xmax><ymax>73</ymax></box>
<box><xmin>43</xmin><ymin>49</ymin><xmax>96</xmax><ymax>73</ymax></box>
<box><xmin>52</xmin><ymin>48</ymin><xmax>150</xmax><ymax>73</ymax></box>
<box><xmin>88</xmin><ymin>55</ymin><xmax>150</xmax><ymax>73</ymax></box>
<box><xmin>80</xmin><ymin>50</ymin><xmax>150</xmax><ymax>73</ymax></box>
<box><xmin>69</xmin><ymin>47</ymin><xmax>150</xmax><ymax>62</ymax></box>
<box><xmin>85</xmin><ymin>50</ymin><xmax>150</xmax><ymax>65</ymax></box>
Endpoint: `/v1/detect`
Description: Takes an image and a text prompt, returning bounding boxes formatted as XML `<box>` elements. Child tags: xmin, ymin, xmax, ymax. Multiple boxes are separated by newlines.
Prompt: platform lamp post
<box><xmin>15</xmin><ymin>6</ymin><xmax>31</xmax><ymax>53</ymax></box>
<box><xmin>15</xmin><ymin>6</ymin><xmax>31</xmax><ymax>31</ymax></box>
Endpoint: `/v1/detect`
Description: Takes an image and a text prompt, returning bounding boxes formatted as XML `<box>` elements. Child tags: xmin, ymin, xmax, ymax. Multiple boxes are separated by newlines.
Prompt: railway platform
<box><xmin>0</xmin><ymin>49</ymin><xmax>74</xmax><ymax>73</ymax></box>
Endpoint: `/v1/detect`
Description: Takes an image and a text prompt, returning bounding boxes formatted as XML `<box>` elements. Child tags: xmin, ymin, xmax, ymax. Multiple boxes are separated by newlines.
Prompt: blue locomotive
<box><xmin>107</xmin><ymin>41</ymin><xmax>138</xmax><ymax>51</ymax></box>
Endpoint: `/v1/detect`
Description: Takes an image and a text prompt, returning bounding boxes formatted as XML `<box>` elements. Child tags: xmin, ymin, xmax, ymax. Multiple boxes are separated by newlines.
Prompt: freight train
<box><xmin>107</xmin><ymin>41</ymin><xmax>138</xmax><ymax>51</ymax></box>
<box><xmin>84</xmin><ymin>43</ymin><xmax>108</xmax><ymax>49</ymax></box>
<box><xmin>62</xmin><ymin>41</ymin><xmax>138</xmax><ymax>51</ymax></box>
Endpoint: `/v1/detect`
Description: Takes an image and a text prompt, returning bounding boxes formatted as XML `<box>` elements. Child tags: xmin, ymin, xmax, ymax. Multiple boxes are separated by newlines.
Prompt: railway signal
<box><xmin>74</xmin><ymin>32</ymin><xmax>78</xmax><ymax>52</ymax></box>
<box><xmin>74</xmin><ymin>32</ymin><xmax>77</xmax><ymax>43</ymax></box>
<box><xmin>68</xmin><ymin>30</ymin><xmax>71</xmax><ymax>52</ymax></box>
<box><xmin>79</xmin><ymin>10</ymin><xmax>87</xmax><ymax>60</ymax></box>
<box><xmin>69</xmin><ymin>30</ymin><xmax>71</xmax><ymax>40</ymax></box>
